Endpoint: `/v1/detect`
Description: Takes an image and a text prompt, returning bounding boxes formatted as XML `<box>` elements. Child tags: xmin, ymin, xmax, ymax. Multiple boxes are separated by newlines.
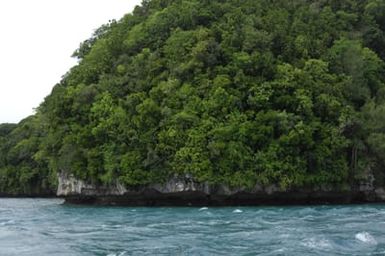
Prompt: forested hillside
<box><xmin>1</xmin><ymin>0</ymin><xmax>385</xmax><ymax>194</ymax></box>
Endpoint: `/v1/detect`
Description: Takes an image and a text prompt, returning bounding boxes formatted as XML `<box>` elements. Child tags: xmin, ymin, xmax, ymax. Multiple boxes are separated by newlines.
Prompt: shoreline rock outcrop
<box><xmin>57</xmin><ymin>172</ymin><xmax>385</xmax><ymax>206</ymax></box>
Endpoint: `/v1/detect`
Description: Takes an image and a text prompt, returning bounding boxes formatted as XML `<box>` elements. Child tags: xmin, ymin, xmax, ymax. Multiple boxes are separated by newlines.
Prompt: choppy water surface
<box><xmin>1</xmin><ymin>199</ymin><xmax>385</xmax><ymax>255</ymax></box>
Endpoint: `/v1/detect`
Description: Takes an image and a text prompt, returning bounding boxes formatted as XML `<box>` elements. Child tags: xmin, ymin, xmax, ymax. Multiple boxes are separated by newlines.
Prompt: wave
<box><xmin>107</xmin><ymin>252</ymin><xmax>127</xmax><ymax>256</ymax></box>
<box><xmin>302</xmin><ymin>238</ymin><xmax>332</xmax><ymax>249</ymax></box>
<box><xmin>355</xmin><ymin>232</ymin><xmax>377</xmax><ymax>245</ymax></box>
<box><xmin>0</xmin><ymin>220</ymin><xmax>15</xmax><ymax>226</ymax></box>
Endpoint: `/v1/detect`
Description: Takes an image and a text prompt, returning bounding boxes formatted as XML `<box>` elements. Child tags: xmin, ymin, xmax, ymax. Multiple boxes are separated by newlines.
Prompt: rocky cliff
<box><xmin>57</xmin><ymin>172</ymin><xmax>385</xmax><ymax>206</ymax></box>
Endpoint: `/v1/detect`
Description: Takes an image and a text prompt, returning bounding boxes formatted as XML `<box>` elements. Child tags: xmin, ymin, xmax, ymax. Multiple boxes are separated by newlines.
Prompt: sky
<box><xmin>0</xmin><ymin>0</ymin><xmax>142</xmax><ymax>123</ymax></box>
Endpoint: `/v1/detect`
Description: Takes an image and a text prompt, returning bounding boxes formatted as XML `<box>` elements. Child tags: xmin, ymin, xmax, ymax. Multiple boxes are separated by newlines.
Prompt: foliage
<box><xmin>2</xmin><ymin>0</ymin><xmax>385</xmax><ymax>193</ymax></box>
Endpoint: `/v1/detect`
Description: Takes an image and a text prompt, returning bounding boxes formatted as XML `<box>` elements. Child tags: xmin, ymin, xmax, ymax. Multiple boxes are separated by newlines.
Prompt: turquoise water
<box><xmin>0</xmin><ymin>199</ymin><xmax>385</xmax><ymax>255</ymax></box>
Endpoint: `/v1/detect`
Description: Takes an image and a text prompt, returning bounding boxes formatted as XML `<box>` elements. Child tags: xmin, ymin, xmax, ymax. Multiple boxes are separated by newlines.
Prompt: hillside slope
<box><xmin>1</xmin><ymin>0</ymin><xmax>385</xmax><ymax>197</ymax></box>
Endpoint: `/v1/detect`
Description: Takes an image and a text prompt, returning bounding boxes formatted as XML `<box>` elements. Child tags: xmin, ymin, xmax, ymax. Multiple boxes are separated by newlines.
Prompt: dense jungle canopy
<box><xmin>1</xmin><ymin>0</ymin><xmax>385</xmax><ymax>194</ymax></box>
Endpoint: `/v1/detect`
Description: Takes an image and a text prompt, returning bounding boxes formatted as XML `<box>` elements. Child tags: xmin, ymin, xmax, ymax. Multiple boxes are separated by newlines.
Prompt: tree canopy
<box><xmin>1</xmin><ymin>0</ymin><xmax>385</xmax><ymax>194</ymax></box>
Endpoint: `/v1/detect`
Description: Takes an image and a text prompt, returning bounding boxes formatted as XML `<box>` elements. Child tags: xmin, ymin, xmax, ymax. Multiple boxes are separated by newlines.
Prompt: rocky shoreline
<box><xmin>0</xmin><ymin>194</ymin><xmax>56</xmax><ymax>198</ymax></box>
<box><xmin>63</xmin><ymin>191</ymin><xmax>385</xmax><ymax>206</ymax></box>
<box><xmin>57</xmin><ymin>172</ymin><xmax>385</xmax><ymax>206</ymax></box>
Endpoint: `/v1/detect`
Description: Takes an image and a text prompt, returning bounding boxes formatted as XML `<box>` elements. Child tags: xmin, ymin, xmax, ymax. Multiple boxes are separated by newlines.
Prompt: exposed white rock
<box><xmin>57</xmin><ymin>171</ymin><xmax>127</xmax><ymax>196</ymax></box>
<box><xmin>57</xmin><ymin>170</ymin><xmax>385</xmax><ymax>203</ymax></box>
<box><xmin>375</xmin><ymin>188</ymin><xmax>385</xmax><ymax>200</ymax></box>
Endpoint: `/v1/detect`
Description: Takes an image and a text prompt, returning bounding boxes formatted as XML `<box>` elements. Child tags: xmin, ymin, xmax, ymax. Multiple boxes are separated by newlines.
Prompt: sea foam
<box><xmin>355</xmin><ymin>232</ymin><xmax>377</xmax><ymax>245</ymax></box>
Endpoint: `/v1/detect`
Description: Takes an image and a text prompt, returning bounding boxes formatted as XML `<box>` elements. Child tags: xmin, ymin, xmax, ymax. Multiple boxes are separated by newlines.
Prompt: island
<box><xmin>1</xmin><ymin>0</ymin><xmax>385</xmax><ymax>206</ymax></box>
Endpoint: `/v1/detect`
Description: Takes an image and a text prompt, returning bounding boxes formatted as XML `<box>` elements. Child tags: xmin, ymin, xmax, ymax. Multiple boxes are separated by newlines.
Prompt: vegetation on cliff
<box><xmin>1</xmin><ymin>0</ymin><xmax>385</xmax><ymax>194</ymax></box>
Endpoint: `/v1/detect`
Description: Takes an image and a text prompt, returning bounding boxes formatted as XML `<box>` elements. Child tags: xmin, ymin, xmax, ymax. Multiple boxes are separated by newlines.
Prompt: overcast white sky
<box><xmin>0</xmin><ymin>0</ymin><xmax>142</xmax><ymax>123</ymax></box>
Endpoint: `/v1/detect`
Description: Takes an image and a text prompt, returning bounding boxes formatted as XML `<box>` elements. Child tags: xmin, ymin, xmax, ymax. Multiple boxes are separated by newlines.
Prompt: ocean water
<box><xmin>0</xmin><ymin>199</ymin><xmax>385</xmax><ymax>255</ymax></box>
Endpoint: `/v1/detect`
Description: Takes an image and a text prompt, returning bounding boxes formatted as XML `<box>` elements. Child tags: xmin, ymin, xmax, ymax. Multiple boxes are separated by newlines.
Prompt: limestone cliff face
<box><xmin>57</xmin><ymin>171</ymin><xmax>385</xmax><ymax>206</ymax></box>
<box><xmin>57</xmin><ymin>171</ymin><xmax>250</xmax><ymax>196</ymax></box>
<box><xmin>57</xmin><ymin>172</ymin><xmax>127</xmax><ymax>196</ymax></box>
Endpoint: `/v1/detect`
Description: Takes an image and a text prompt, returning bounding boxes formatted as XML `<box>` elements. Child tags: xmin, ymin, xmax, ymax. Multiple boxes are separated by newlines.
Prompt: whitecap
<box><xmin>302</xmin><ymin>238</ymin><xmax>332</xmax><ymax>249</ymax></box>
<box><xmin>199</xmin><ymin>207</ymin><xmax>208</xmax><ymax>211</ymax></box>
<box><xmin>279</xmin><ymin>233</ymin><xmax>290</xmax><ymax>239</ymax></box>
<box><xmin>233</xmin><ymin>209</ymin><xmax>243</xmax><ymax>213</ymax></box>
<box><xmin>0</xmin><ymin>220</ymin><xmax>15</xmax><ymax>226</ymax></box>
<box><xmin>107</xmin><ymin>252</ymin><xmax>126</xmax><ymax>256</ymax></box>
<box><xmin>355</xmin><ymin>232</ymin><xmax>377</xmax><ymax>245</ymax></box>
